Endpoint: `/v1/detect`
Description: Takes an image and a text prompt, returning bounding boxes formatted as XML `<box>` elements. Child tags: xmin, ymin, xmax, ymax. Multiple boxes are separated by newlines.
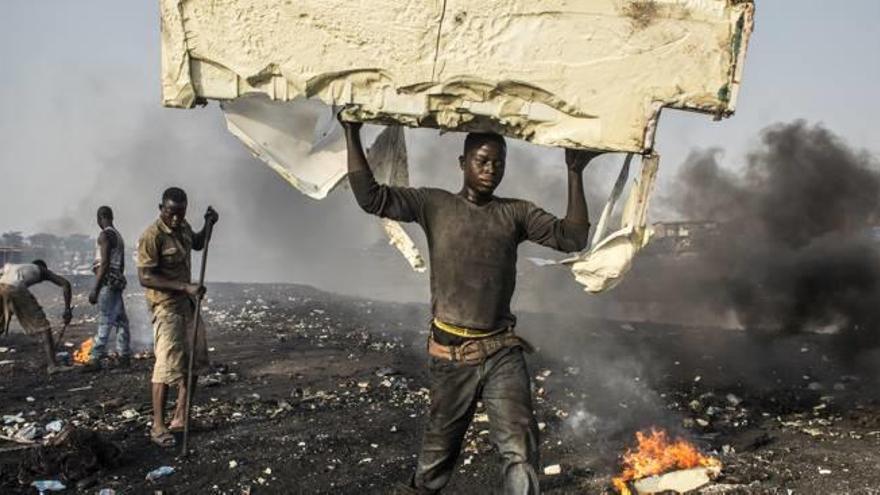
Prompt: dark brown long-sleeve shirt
<box><xmin>350</xmin><ymin>170</ymin><xmax>589</xmax><ymax>331</ymax></box>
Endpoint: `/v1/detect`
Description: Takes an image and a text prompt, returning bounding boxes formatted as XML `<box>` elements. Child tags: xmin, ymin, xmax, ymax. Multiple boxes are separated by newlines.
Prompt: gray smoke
<box><xmin>666</xmin><ymin>120</ymin><xmax>880</xmax><ymax>352</ymax></box>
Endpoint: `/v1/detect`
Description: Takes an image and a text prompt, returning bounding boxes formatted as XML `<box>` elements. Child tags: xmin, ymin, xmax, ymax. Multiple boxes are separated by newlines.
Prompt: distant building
<box><xmin>0</xmin><ymin>246</ymin><xmax>24</xmax><ymax>265</ymax></box>
<box><xmin>646</xmin><ymin>221</ymin><xmax>721</xmax><ymax>256</ymax></box>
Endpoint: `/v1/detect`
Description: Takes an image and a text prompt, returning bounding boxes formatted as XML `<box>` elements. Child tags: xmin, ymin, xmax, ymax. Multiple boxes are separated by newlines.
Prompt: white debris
<box><xmin>543</xmin><ymin>464</ymin><xmax>562</xmax><ymax>476</ymax></box>
<box><xmin>633</xmin><ymin>465</ymin><xmax>720</xmax><ymax>494</ymax></box>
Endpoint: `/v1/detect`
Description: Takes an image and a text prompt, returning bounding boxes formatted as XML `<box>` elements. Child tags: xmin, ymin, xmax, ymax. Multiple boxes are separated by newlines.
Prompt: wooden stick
<box><xmin>181</xmin><ymin>218</ymin><xmax>214</xmax><ymax>456</ymax></box>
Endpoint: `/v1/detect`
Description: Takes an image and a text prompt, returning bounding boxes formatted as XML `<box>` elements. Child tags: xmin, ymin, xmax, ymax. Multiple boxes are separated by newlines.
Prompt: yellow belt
<box><xmin>432</xmin><ymin>318</ymin><xmax>509</xmax><ymax>339</ymax></box>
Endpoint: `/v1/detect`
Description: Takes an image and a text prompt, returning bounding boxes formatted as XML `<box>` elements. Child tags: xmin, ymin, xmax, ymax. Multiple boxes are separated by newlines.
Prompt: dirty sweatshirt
<box><xmin>349</xmin><ymin>170</ymin><xmax>589</xmax><ymax>333</ymax></box>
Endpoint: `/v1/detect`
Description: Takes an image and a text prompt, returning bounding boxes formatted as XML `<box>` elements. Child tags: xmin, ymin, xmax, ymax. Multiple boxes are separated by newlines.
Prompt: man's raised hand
<box><xmin>204</xmin><ymin>206</ymin><xmax>219</xmax><ymax>226</ymax></box>
<box><xmin>184</xmin><ymin>283</ymin><xmax>206</xmax><ymax>299</ymax></box>
<box><xmin>565</xmin><ymin>149</ymin><xmax>604</xmax><ymax>174</ymax></box>
<box><xmin>337</xmin><ymin>109</ymin><xmax>363</xmax><ymax>133</ymax></box>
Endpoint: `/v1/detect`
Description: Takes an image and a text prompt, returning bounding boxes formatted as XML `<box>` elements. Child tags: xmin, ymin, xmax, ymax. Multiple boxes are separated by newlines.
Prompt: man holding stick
<box><xmin>137</xmin><ymin>187</ymin><xmax>218</xmax><ymax>448</ymax></box>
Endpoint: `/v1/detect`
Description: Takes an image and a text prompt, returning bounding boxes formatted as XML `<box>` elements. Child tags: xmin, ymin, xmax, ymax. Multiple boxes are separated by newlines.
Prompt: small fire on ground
<box><xmin>72</xmin><ymin>338</ymin><xmax>94</xmax><ymax>364</ymax></box>
<box><xmin>613</xmin><ymin>428</ymin><xmax>720</xmax><ymax>495</ymax></box>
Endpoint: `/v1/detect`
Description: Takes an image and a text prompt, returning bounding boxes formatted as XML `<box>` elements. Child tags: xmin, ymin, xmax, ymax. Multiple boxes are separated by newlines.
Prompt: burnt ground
<box><xmin>3</xmin><ymin>280</ymin><xmax>880</xmax><ymax>494</ymax></box>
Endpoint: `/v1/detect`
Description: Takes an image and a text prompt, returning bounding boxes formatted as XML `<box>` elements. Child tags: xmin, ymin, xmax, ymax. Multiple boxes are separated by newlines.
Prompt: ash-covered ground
<box><xmin>3</xmin><ymin>279</ymin><xmax>880</xmax><ymax>494</ymax></box>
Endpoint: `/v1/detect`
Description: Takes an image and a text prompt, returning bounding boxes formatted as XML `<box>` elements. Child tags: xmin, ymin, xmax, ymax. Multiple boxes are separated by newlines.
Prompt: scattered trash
<box><xmin>145</xmin><ymin>465</ymin><xmax>175</xmax><ymax>482</ymax></box>
<box><xmin>120</xmin><ymin>409</ymin><xmax>139</xmax><ymax>420</ymax></box>
<box><xmin>30</xmin><ymin>479</ymin><xmax>66</xmax><ymax>492</ymax></box>
<box><xmin>15</xmin><ymin>424</ymin><xmax>40</xmax><ymax>443</ymax></box>
<box><xmin>543</xmin><ymin>464</ymin><xmax>561</xmax><ymax>475</ymax></box>
<box><xmin>17</xmin><ymin>426</ymin><xmax>122</xmax><ymax>486</ymax></box>
<box><xmin>45</xmin><ymin>420</ymin><xmax>64</xmax><ymax>433</ymax></box>
<box><xmin>3</xmin><ymin>413</ymin><xmax>25</xmax><ymax>425</ymax></box>
<box><xmin>229</xmin><ymin>460</ymin><xmax>238</xmax><ymax>469</ymax></box>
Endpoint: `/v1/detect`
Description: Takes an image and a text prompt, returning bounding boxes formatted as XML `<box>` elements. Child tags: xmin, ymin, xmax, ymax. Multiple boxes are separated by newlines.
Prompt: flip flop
<box><xmin>168</xmin><ymin>420</ymin><xmax>212</xmax><ymax>433</ymax></box>
<box><xmin>150</xmin><ymin>430</ymin><xmax>177</xmax><ymax>448</ymax></box>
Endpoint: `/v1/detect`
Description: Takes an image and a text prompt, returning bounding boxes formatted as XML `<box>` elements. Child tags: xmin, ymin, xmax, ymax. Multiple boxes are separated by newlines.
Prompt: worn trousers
<box><xmin>413</xmin><ymin>346</ymin><xmax>540</xmax><ymax>494</ymax></box>
<box><xmin>91</xmin><ymin>287</ymin><xmax>131</xmax><ymax>359</ymax></box>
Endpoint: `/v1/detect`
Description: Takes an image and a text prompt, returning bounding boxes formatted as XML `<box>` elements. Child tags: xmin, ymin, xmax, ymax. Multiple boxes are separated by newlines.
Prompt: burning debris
<box><xmin>71</xmin><ymin>338</ymin><xmax>93</xmax><ymax>365</ymax></box>
<box><xmin>613</xmin><ymin>428</ymin><xmax>721</xmax><ymax>495</ymax></box>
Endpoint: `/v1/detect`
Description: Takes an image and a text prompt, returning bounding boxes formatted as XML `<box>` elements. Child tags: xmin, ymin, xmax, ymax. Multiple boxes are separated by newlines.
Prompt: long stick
<box><xmin>54</xmin><ymin>322</ymin><xmax>68</xmax><ymax>353</ymax></box>
<box><xmin>181</xmin><ymin>218</ymin><xmax>214</xmax><ymax>456</ymax></box>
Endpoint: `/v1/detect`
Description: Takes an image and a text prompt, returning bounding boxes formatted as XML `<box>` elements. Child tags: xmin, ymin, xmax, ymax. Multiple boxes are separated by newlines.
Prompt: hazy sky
<box><xmin>1</xmin><ymin>1</ymin><xmax>878</xmax><ymax>289</ymax></box>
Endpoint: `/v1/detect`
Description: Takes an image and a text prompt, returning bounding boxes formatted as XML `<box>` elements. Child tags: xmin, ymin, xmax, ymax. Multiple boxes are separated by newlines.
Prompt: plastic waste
<box><xmin>145</xmin><ymin>465</ymin><xmax>175</xmax><ymax>482</ymax></box>
<box><xmin>31</xmin><ymin>480</ymin><xmax>66</xmax><ymax>492</ymax></box>
<box><xmin>45</xmin><ymin>420</ymin><xmax>64</xmax><ymax>433</ymax></box>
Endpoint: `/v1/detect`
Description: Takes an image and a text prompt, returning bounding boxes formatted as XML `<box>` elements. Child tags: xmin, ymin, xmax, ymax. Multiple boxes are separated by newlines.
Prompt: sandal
<box><xmin>150</xmin><ymin>430</ymin><xmax>177</xmax><ymax>448</ymax></box>
<box><xmin>168</xmin><ymin>420</ymin><xmax>212</xmax><ymax>433</ymax></box>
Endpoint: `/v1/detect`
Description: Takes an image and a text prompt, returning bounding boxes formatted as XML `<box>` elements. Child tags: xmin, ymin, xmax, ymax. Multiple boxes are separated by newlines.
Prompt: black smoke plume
<box><xmin>667</xmin><ymin>120</ymin><xmax>880</xmax><ymax>351</ymax></box>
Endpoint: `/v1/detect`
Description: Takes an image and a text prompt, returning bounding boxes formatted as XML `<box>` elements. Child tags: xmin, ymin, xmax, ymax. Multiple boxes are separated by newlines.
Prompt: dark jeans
<box><xmin>413</xmin><ymin>346</ymin><xmax>540</xmax><ymax>494</ymax></box>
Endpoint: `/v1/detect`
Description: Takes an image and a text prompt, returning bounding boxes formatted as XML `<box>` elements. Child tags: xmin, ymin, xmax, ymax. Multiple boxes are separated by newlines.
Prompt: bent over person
<box><xmin>340</xmin><ymin>118</ymin><xmax>600</xmax><ymax>494</ymax></box>
<box><xmin>137</xmin><ymin>187</ymin><xmax>218</xmax><ymax>448</ymax></box>
<box><xmin>0</xmin><ymin>260</ymin><xmax>72</xmax><ymax>374</ymax></box>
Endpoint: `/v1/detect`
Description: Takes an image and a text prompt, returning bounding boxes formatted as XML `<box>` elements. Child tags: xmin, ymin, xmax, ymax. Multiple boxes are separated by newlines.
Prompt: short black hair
<box><xmin>32</xmin><ymin>259</ymin><xmax>47</xmax><ymax>270</ymax></box>
<box><xmin>162</xmin><ymin>187</ymin><xmax>188</xmax><ymax>204</ymax></box>
<box><xmin>97</xmin><ymin>205</ymin><xmax>113</xmax><ymax>220</ymax></box>
<box><xmin>463</xmin><ymin>132</ymin><xmax>507</xmax><ymax>156</ymax></box>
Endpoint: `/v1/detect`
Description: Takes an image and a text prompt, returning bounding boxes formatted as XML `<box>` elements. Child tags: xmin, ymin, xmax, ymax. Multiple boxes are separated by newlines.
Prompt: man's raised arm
<box><xmin>564</xmin><ymin>149</ymin><xmax>600</xmax><ymax>229</ymax></box>
<box><xmin>341</xmin><ymin>118</ymin><xmax>425</xmax><ymax>223</ymax></box>
<box><xmin>522</xmin><ymin>150</ymin><xmax>602</xmax><ymax>253</ymax></box>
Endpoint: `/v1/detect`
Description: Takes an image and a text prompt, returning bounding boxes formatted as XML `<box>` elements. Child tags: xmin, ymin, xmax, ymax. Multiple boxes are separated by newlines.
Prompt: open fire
<box><xmin>613</xmin><ymin>428</ymin><xmax>720</xmax><ymax>495</ymax></box>
<box><xmin>72</xmin><ymin>338</ymin><xmax>94</xmax><ymax>364</ymax></box>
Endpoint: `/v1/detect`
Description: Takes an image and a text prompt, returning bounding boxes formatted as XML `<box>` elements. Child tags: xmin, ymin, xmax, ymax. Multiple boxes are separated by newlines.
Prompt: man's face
<box><xmin>460</xmin><ymin>141</ymin><xmax>506</xmax><ymax>195</ymax></box>
<box><xmin>159</xmin><ymin>199</ymin><xmax>187</xmax><ymax>229</ymax></box>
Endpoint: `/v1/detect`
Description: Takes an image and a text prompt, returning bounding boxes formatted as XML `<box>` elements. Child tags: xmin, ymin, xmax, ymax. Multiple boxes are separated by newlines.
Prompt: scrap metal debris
<box><xmin>15</xmin><ymin>425</ymin><xmax>122</xmax><ymax>488</ymax></box>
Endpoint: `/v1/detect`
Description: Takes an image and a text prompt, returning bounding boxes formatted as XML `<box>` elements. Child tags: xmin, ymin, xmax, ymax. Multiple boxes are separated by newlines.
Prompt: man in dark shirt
<box><xmin>341</xmin><ymin>117</ymin><xmax>600</xmax><ymax>494</ymax></box>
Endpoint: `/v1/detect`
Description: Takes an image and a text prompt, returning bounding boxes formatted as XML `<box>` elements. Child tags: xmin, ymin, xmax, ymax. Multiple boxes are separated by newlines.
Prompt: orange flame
<box><xmin>72</xmin><ymin>338</ymin><xmax>94</xmax><ymax>364</ymax></box>
<box><xmin>612</xmin><ymin>428</ymin><xmax>720</xmax><ymax>495</ymax></box>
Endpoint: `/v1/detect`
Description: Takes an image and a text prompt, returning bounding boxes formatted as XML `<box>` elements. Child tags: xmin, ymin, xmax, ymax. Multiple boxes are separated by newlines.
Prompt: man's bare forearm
<box><xmin>564</xmin><ymin>169</ymin><xmax>589</xmax><ymax>226</ymax></box>
<box><xmin>138</xmin><ymin>268</ymin><xmax>190</xmax><ymax>293</ymax></box>
<box><xmin>92</xmin><ymin>234</ymin><xmax>110</xmax><ymax>293</ymax></box>
<box><xmin>93</xmin><ymin>261</ymin><xmax>108</xmax><ymax>291</ymax></box>
<box><xmin>62</xmin><ymin>282</ymin><xmax>71</xmax><ymax>310</ymax></box>
<box><xmin>344</xmin><ymin>124</ymin><xmax>371</xmax><ymax>175</ymax></box>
